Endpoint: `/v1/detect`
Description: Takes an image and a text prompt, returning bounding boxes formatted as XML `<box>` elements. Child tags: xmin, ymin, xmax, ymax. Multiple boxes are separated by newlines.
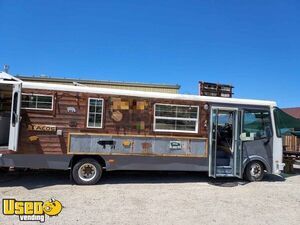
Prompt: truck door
<box><xmin>8</xmin><ymin>82</ymin><xmax>22</xmax><ymax>151</ymax></box>
<box><xmin>240</xmin><ymin>109</ymin><xmax>273</xmax><ymax>175</ymax></box>
<box><xmin>233</xmin><ymin>110</ymin><xmax>242</xmax><ymax>178</ymax></box>
<box><xmin>209</xmin><ymin>107</ymin><xmax>240</xmax><ymax>178</ymax></box>
<box><xmin>208</xmin><ymin>108</ymin><xmax>218</xmax><ymax>178</ymax></box>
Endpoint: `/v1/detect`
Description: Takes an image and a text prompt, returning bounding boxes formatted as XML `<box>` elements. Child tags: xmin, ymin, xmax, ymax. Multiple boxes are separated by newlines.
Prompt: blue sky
<box><xmin>0</xmin><ymin>0</ymin><xmax>299</xmax><ymax>107</ymax></box>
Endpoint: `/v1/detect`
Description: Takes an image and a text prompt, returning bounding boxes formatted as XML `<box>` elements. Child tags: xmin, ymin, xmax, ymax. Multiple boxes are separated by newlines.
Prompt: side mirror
<box><xmin>264</xmin><ymin>126</ymin><xmax>272</xmax><ymax>144</ymax></box>
<box><xmin>265</xmin><ymin>126</ymin><xmax>272</xmax><ymax>138</ymax></box>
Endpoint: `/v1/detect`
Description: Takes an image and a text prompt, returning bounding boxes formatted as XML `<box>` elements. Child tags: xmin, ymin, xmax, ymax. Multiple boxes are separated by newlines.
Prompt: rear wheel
<box><xmin>0</xmin><ymin>167</ymin><xmax>9</xmax><ymax>173</ymax></box>
<box><xmin>72</xmin><ymin>158</ymin><xmax>102</xmax><ymax>185</ymax></box>
<box><xmin>244</xmin><ymin>161</ymin><xmax>265</xmax><ymax>182</ymax></box>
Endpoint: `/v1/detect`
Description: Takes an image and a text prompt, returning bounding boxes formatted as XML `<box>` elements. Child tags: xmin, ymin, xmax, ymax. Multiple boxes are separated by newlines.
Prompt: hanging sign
<box><xmin>28</xmin><ymin>124</ymin><xmax>57</xmax><ymax>132</ymax></box>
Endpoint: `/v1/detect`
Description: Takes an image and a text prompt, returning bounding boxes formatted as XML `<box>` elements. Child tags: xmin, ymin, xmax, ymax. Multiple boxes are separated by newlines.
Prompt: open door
<box><xmin>233</xmin><ymin>110</ymin><xmax>242</xmax><ymax>178</ymax></box>
<box><xmin>0</xmin><ymin>72</ymin><xmax>22</xmax><ymax>151</ymax></box>
<box><xmin>8</xmin><ymin>83</ymin><xmax>22</xmax><ymax>151</ymax></box>
<box><xmin>209</xmin><ymin>108</ymin><xmax>218</xmax><ymax>178</ymax></box>
<box><xmin>209</xmin><ymin>107</ymin><xmax>241</xmax><ymax>178</ymax></box>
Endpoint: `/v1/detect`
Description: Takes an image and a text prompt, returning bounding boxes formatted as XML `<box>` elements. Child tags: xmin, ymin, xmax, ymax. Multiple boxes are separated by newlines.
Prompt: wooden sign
<box><xmin>28</xmin><ymin>124</ymin><xmax>57</xmax><ymax>132</ymax></box>
<box><xmin>67</xmin><ymin>107</ymin><xmax>77</xmax><ymax>113</ymax></box>
<box><xmin>111</xmin><ymin>111</ymin><xmax>123</xmax><ymax>122</ymax></box>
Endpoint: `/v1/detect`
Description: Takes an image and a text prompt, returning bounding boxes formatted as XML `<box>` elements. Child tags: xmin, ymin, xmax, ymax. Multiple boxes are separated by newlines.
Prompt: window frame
<box><xmin>273</xmin><ymin>108</ymin><xmax>281</xmax><ymax>138</ymax></box>
<box><xmin>153</xmin><ymin>103</ymin><xmax>200</xmax><ymax>134</ymax></box>
<box><xmin>86</xmin><ymin>97</ymin><xmax>104</xmax><ymax>129</ymax></box>
<box><xmin>21</xmin><ymin>93</ymin><xmax>54</xmax><ymax>111</ymax></box>
<box><xmin>242</xmin><ymin>109</ymin><xmax>273</xmax><ymax>140</ymax></box>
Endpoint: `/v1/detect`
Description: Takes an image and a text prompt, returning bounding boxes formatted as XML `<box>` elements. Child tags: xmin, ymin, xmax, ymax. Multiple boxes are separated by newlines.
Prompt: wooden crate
<box><xmin>283</xmin><ymin>135</ymin><xmax>300</xmax><ymax>151</ymax></box>
<box><xmin>199</xmin><ymin>82</ymin><xmax>234</xmax><ymax>98</ymax></box>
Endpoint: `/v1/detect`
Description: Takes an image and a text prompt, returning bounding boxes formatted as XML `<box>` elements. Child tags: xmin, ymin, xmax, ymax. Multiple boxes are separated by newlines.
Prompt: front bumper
<box><xmin>274</xmin><ymin>162</ymin><xmax>285</xmax><ymax>174</ymax></box>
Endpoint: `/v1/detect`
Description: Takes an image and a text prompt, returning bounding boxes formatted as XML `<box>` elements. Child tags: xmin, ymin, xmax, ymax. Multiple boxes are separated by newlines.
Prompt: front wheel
<box><xmin>72</xmin><ymin>158</ymin><xmax>102</xmax><ymax>185</ymax></box>
<box><xmin>244</xmin><ymin>161</ymin><xmax>265</xmax><ymax>182</ymax></box>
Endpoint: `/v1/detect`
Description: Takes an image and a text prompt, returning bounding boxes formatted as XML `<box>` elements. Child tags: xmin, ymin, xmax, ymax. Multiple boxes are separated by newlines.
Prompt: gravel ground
<box><xmin>0</xmin><ymin>170</ymin><xmax>300</xmax><ymax>225</ymax></box>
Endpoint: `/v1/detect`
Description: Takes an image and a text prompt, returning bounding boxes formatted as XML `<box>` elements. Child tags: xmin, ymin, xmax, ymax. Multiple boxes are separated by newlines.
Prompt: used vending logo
<box><xmin>2</xmin><ymin>198</ymin><xmax>63</xmax><ymax>223</ymax></box>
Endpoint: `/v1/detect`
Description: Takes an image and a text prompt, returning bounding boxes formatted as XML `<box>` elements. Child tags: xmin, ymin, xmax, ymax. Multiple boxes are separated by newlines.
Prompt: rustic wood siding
<box><xmin>18</xmin><ymin>89</ymin><xmax>209</xmax><ymax>154</ymax></box>
<box><xmin>283</xmin><ymin>135</ymin><xmax>300</xmax><ymax>152</ymax></box>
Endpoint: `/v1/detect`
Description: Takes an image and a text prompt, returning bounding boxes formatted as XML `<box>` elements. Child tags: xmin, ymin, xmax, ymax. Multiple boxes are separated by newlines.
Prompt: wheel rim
<box><xmin>250</xmin><ymin>163</ymin><xmax>262</xmax><ymax>178</ymax></box>
<box><xmin>78</xmin><ymin>163</ymin><xmax>97</xmax><ymax>182</ymax></box>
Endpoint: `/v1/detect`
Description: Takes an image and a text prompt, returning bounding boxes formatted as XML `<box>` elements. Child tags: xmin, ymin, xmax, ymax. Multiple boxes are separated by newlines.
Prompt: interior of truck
<box><xmin>216</xmin><ymin>111</ymin><xmax>234</xmax><ymax>167</ymax></box>
<box><xmin>0</xmin><ymin>84</ymin><xmax>13</xmax><ymax>148</ymax></box>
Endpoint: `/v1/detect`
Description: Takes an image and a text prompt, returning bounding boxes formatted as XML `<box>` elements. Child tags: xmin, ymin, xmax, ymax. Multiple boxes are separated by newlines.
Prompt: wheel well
<box><xmin>69</xmin><ymin>155</ymin><xmax>106</xmax><ymax>169</ymax></box>
<box><xmin>243</xmin><ymin>160</ymin><xmax>267</xmax><ymax>174</ymax></box>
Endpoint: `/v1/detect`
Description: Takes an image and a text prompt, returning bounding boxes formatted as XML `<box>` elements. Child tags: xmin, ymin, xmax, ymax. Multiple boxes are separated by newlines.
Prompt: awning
<box><xmin>291</xmin><ymin>131</ymin><xmax>300</xmax><ymax>137</ymax></box>
<box><xmin>274</xmin><ymin>108</ymin><xmax>300</xmax><ymax>136</ymax></box>
<box><xmin>0</xmin><ymin>71</ymin><xmax>22</xmax><ymax>82</ymax></box>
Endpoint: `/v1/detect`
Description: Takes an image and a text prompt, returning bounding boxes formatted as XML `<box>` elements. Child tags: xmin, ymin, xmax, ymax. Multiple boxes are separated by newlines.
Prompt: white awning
<box><xmin>0</xmin><ymin>72</ymin><xmax>22</xmax><ymax>82</ymax></box>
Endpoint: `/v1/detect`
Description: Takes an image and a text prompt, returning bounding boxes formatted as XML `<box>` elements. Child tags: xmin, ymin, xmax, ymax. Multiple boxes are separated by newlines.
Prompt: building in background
<box><xmin>282</xmin><ymin>107</ymin><xmax>300</xmax><ymax>151</ymax></box>
<box><xmin>283</xmin><ymin>107</ymin><xmax>300</xmax><ymax>119</ymax></box>
<box><xmin>17</xmin><ymin>75</ymin><xmax>180</xmax><ymax>94</ymax></box>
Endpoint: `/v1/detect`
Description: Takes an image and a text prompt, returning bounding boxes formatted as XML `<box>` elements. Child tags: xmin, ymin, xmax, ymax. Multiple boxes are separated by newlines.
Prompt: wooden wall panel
<box><xmin>283</xmin><ymin>135</ymin><xmax>300</xmax><ymax>152</ymax></box>
<box><xmin>18</xmin><ymin>89</ymin><xmax>209</xmax><ymax>154</ymax></box>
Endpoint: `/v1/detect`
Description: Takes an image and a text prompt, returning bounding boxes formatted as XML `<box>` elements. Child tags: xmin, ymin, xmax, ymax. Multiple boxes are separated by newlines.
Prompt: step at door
<box><xmin>216</xmin><ymin>166</ymin><xmax>234</xmax><ymax>177</ymax></box>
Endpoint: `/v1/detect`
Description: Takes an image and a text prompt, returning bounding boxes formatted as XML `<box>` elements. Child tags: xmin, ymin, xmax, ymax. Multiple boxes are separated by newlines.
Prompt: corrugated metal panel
<box><xmin>69</xmin><ymin>134</ymin><xmax>207</xmax><ymax>157</ymax></box>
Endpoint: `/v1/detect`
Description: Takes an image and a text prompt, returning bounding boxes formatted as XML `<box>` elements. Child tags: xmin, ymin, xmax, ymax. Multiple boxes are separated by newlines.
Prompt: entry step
<box><xmin>216</xmin><ymin>166</ymin><xmax>233</xmax><ymax>176</ymax></box>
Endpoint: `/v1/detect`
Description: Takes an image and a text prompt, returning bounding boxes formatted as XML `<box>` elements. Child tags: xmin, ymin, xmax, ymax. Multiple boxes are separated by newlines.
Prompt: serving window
<box><xmin>21</xmin><ymin>94</ymin><xmax>53</xmax><ymax>111</ymax></box>
<box><xmin>154</xmin><ymin>103</ymin><xmax>199</xmax><ymax>133</ymax></box>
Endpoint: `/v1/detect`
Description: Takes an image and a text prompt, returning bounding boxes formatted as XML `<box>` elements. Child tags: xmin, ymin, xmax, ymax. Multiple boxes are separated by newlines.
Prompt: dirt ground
<box><xmin>0</xmin><ymin>169</ymin><xmax>300</xmax><ymax>225</ymax></box>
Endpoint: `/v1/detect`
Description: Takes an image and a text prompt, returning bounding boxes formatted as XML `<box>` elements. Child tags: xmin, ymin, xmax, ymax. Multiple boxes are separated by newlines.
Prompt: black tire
<box><xmin>0</xmin><ymin>167</ymin><xmax>9</xmax><ymax>173</ymax></box>
<box><xmin>244</xmin><ymin>161</ymin><xmax>265</xmax><ymax>182</ymax></box>
<box><xmin>72</xmin><ymin>158</ymin><xmax>102</xmax><ymax>185</ymax></box>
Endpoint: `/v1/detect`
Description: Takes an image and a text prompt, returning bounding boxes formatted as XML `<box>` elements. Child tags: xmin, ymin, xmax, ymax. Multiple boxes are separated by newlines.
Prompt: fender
<box><xmin>242</xmin><ymin>155</ymin><xmax>272</xmax><ymax>174</ymax></box>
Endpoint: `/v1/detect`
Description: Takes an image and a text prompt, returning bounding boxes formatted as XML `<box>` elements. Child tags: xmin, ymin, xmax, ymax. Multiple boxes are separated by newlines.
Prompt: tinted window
<box><xmin>243</xmin><ymin>110</ymin><xmax>272</xmax><ymax>140</ymax></box>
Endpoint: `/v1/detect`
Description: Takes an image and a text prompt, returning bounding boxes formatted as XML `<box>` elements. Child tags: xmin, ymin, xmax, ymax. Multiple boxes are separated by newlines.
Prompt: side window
<box><xmin>22</xmin><ymin>94</ymin><xmax>53</xmax><ymax>110</ymax></box>
<box><xmin>154</xmin><ymin>104</ymin><xmax>199</xmax><ymax>133</ymax></box>
<box><xmin>243</xmin><ymin>110</ymin><xmax>272</xmax><ymax>140</ymax></box>
<box><xmin>87</xmin><ymin>98</ymin><xmax>104</xmax><ymax>128</ymax></box>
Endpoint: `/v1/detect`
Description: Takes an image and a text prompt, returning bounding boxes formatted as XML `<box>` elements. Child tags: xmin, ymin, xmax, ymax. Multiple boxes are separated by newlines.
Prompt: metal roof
<box><xmin>16</xmin><ymin>75</ymin><xmax>181</xmax><ymax>90</ymax></box>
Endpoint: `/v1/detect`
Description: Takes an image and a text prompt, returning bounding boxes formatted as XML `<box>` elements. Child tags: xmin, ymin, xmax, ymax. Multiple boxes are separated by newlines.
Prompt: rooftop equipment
<box><xmin>199</xmin><ymin>81</ymin><xmax>234</xmax><ymax>98</ymax></box>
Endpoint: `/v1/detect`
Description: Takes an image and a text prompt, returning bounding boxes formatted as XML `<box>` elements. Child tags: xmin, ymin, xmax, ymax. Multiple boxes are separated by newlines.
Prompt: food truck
<box><xmin>0</xmin><ymin>72</ymin><xmax>285</xmax><ymax>185</ymax></box>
